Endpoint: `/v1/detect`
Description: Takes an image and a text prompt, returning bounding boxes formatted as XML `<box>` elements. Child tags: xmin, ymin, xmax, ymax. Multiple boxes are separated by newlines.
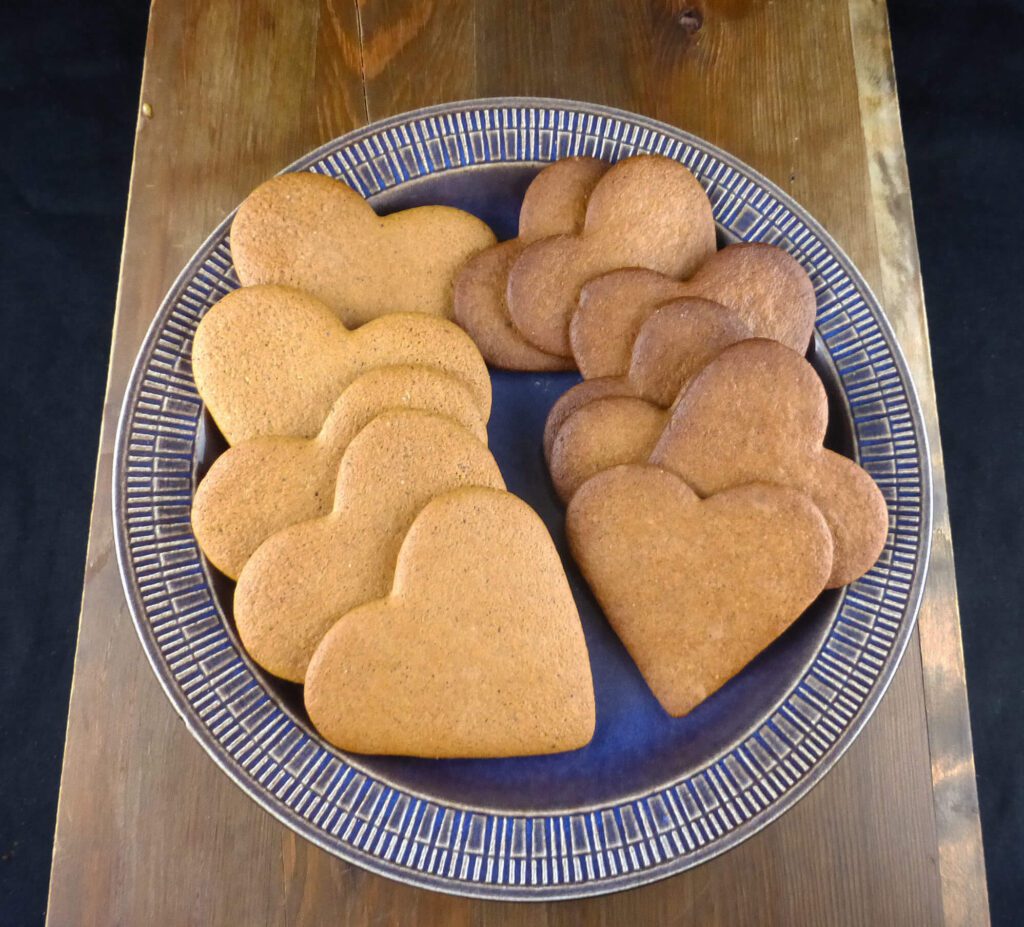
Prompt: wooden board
<box><xmin>46</xmin><ymin>1</ymin><xmax>989</xmax><ymax>924</ymax></box>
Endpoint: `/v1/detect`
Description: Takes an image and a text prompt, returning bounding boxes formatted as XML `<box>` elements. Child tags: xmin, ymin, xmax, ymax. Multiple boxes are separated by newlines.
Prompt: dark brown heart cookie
<box><xmin>453</xmin><ymin>157</ymin><xmax>608</xmax><ymax>370</ymax></box>
<box><xmin>544</xmin><ymin>298</ymin><xmax>751</xmax><ymax>463</ymax></box>
<box><xmin>567</xmin><ymin>465</ymin><xmax>833</xmax><ymax>716</ymax></box>
<box><xmin>506</xmin><ymin>155</ymin><xmax>716</xmax><ymax>357</ymax></box>
<box><xmin>650</xmin><ymin>339</ymin><xmax>888</xmax><ymax>587</ymax></box>
<box><xmin>571</xmin><ymin>243</ymin><xmax>816</xmax><ymax>378</ymax></box>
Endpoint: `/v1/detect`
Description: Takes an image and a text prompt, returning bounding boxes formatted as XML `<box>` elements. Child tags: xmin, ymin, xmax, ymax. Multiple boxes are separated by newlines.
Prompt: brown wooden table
<box><xmin>46</xmin><ymin>2</ymin><xmax>990</xmax><ymax>924</ymax></box>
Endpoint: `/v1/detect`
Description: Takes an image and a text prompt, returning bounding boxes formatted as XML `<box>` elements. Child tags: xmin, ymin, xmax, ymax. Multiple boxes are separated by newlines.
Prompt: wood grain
<box><xmin>847</xmin><ymin>1</ymin><xmax>990</xmax><ymax>923</ymax></box>
<box><xmin>45</xmin><ymin>1</ymin><xmax>985</xmax><ymax>924</ymax></box>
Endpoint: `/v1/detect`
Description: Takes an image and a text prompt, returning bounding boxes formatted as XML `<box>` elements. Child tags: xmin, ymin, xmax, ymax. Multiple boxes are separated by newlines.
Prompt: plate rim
<box><xmin>112</xmin><ymin>95</ymin><xmax>933</xmax><ymax>900</ymax></box>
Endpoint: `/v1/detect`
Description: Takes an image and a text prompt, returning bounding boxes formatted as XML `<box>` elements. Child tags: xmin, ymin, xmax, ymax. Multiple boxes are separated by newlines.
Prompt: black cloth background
<box><xmin>0</xmin><ymin>2</ymin><xmax>1019</xmax><ymax>924</ymax></box>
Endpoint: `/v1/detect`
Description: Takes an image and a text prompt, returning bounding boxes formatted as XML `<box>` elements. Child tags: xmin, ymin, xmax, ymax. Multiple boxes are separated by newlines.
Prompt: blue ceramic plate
<box><xmin>113</xmin><ymin>98</ymin><xmax>931</xmax><ymax>900</ymax></box>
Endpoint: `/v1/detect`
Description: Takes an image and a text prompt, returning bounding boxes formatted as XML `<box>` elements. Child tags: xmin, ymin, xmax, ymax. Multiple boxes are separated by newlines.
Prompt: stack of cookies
<box><xmin>190</xmin><ymin>158</ymin><xmax>889</xmax><ymax>756</ymax></box>
<box><xmin>191</xmin><ymin>172</ymin><xmax>595</xmax><ymax>758</ymax></box>
<box><xmin>454</xmin><ymin>155</ymin><xmax>887</xmax><ymax>717</ymax></box>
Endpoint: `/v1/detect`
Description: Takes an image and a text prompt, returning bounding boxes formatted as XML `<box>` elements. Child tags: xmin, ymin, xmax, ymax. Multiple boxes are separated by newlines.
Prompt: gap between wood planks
<box><xmin>352</xmin><ymin>0</ymin><xmax>371</xmax><ymax>125</ymax></box>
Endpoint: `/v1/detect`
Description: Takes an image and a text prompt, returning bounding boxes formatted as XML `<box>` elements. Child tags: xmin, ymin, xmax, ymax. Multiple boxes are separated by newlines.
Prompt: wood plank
<box><xmin>46</xmin><ymin>0</ymin><xmax>972</xmax><ymax>923</ymax></box>
<box><xmin>847</xmin><ymin>1</ymin><xmax>990</xmax><ymax>924</ymax></box>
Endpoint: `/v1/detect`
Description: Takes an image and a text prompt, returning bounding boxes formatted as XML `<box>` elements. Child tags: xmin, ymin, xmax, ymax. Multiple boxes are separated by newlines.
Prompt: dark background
<box><xmin>0</xmin><ymin>1</ymin><xmax>1019</xmax><ymax>924</ymax></box>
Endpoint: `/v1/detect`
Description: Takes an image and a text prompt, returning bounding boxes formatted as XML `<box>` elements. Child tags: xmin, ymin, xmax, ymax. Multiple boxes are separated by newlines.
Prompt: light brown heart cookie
<box><xmin>191</xmin><ymin>285</ymin><xmax>491</xmax><ymax>444</ymax></box>
<box><xmin>506</xmin><ymin>155</ymin><xmax>717</xmax><ymax>357</ymax></box>
<box><xmin>233</xmin><ymin>409</ymin><xmax>505</xmax><ymax>683</ymax></box>
<box><xmin>567</xmin><ymin>465</ymin><xmax>833</xmax><ymax>717</ymax></box>
<box><xmin>649</xmin><ymin>338</ymin><xmax>888</xmax><ymax>587</ymax></box>
<box><xmin>230</xmin><ymin>171</ymin><xmax>496</xmax><ymax>326</ymax></box>
<box><xmin>305</xmin><ymin>486</ymin><xmax>595</xmax><ymax>757</ymax></box>
<box><xmin>543</xmin><ymin>299</ymin><xmax>751</xmax><ymax>461</ymax></box>
<box><xmin>192</xmin><ymin>365</ymin><xmax>486</xmax><ymax>580</ymax></box>
<box><xmin>571</xmin><ymin>242</ymin><xmax>816</xmax><ymax>378</ymax></box>
<box><xmin>453</xmin><ymin>157</ymin><xmax>609</xmax><ymax>370</ymax></box>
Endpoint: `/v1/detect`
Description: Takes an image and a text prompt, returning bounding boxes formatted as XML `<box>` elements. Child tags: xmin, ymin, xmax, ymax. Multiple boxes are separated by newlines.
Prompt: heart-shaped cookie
<box><xmin>230</xmin><ymin>171</ymin><xmax>496</xmax><ymax>326</ymax></box>
<box><xmin>549</xmin><ymin>397</ymin><xmax>667</xmax><ymax>502</ymax></box>
<box><xmin>453</xmin><ymin>157</ymin><xmax>608</xmax><ymax>371</ymax></box>
<box><xmin>567</xmin><ymin>465</ymin><xmax>833</xmax><ymax>717</ymax></box>
<box><xmin>570</xmin><ymin>243</ymin><xmax>816</xmax><ymax>378</ymax></box>
<box><xmin>191</xmin><ymin>285</ymin><xmax>491</xmax><ymax>444</ymax></box>
<box><xmin>517</xmin><ymin>157</ymin><xmax>609</xmax><ymax>239</ymax></box>
<box><xmin>454</xmin><ymin>241</ymin><xmax>573</xmax><ymax>372</ymax></box>
<box><xmin>506</xmin><ymin>155</ymin><xmax>717</xmax><ymax>357</ymax></box>
<box><xmin>305</xmin><ymin>486</ymin><xmax>596</xmax><ymax>757</ymax></box>
<box><xmin>192</xmin><ymin>365</ymin><xmax>486</xmax><ymax>579</ymax></box>
<box><xmin>650</xmin><ymin>339</ymin><xmax>888</xmax><ymax>587</ymax></box>
<box><xmin>233</xmin><ymin>409</ymin><xmax>504</xmax><ymax>682</ymax></box>
<box><xmin>543</xmin><ymin>298</ymin><xmax>751</xmax><ymax>462</ymax></box>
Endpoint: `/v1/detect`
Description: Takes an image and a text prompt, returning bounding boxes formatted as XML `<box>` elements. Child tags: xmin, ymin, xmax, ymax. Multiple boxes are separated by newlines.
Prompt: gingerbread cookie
<box><xmin>549</xmin><ymin>397</ymin><xmax>666</xmax><ymax>502</ymax></box>
<box><xmin>305</xmin><ymin>486</ymin><xmax>595</xmax><ymax>757</ymax></box>
<box><xmin>453</xmin><ymin>157</ymin><xmax>608</xmax><ymax>370</ymax></box>
<box><xmin>649</xmin><ymin>339</ymin><xmax>888</xmax><ymax>587</ymax></box>
<box><xmin>567</xmin><ymin>465</ymin><xmax>833</xmax><ymax>716</ymax></box>
<box><xmin>230</xmin><ymin>171</ymin><xmax>496</xmax><ymax>326</ymax></box>
<box><xmin>233</xmin><ymin>410</ymin><xmax>504</xmax><ymax>682</ymax></box>
<box><xmin>192</xmin><ymin>365</ymin><xmax>486</xmax><ymax>579</ymax></box>
<box><xmin>543</xmin><ymin>298</ymin><xmax>751</xmax><ymax>462</ymax></box>
<box><xmin>454</xmin><ymin>241</ymin><xmax>573</xmax><ymax>371</ymax></box>
<box><xmin>506</xmin><ymin>155</ymin><xmax>717</xmax><ymax>357</ymax></box>
<box><xmin>518</xmin><ymin>156</ymin><xmax>610</xmax><ymax>241</ymax></box>
<box><xmin>571</xmin><ymin>243</ymin><xmax>816</xmax><ymax>378</ymax></box>
<box><xmin>191</xmin><ymin>285</ymin><xmax>491</xmax><ymax>444</ymax></box>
